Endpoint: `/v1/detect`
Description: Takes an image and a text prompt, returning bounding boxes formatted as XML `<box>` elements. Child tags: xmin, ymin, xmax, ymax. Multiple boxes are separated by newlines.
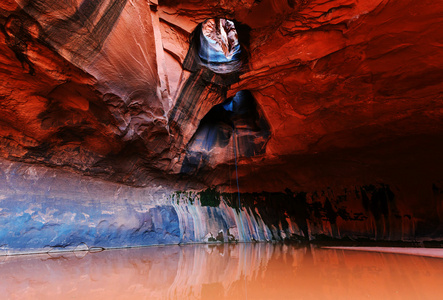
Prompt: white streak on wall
<box><xmin>171</xmin><ymin>192</ymin><xmax>274</xmax><ymax>243</ymax></box>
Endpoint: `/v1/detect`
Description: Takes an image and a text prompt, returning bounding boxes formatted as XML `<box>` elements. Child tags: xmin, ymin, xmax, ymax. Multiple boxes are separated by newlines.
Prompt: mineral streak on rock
<box><xmin>0</xmin><ymin>0</ymin><xmax>443</xmax><ymax>251</ymax></box>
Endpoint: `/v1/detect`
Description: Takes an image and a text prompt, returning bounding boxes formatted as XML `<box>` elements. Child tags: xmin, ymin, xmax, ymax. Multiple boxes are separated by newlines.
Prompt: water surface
<box><xmin>1</xmin><ymin>243</ymin><xmax>443</xmax><ymax>299</ymax></box>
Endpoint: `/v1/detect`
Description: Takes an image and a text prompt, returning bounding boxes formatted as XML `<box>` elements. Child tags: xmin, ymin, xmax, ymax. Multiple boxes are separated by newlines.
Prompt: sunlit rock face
<box><xmin>0</xmin><ymin>0</ymin><xmax>443</xmax><ymax>250</ymax></box>
<box><xmin>200</xmin><ymin>19</ymin><xmax>240</xmax><ymax>61</ymax></box>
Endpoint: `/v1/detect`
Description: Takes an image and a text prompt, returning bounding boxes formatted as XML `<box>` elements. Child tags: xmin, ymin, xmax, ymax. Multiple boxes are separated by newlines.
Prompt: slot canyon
<box><xmin>0</xmin><ymin>0</ymin><xmax>442</xmax><ymax>298</ymax></box>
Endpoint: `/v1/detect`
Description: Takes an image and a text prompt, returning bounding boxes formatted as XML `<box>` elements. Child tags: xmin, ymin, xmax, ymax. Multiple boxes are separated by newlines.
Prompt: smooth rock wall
<box><xmin>0</xmin><ymin>159</ymin><xmax>274</xmax><ymax>254</ymax></box>
<box><xmin>0</xmin><ymin>159</ymin><xmax>180</xmax><ymax>254</ymax></box>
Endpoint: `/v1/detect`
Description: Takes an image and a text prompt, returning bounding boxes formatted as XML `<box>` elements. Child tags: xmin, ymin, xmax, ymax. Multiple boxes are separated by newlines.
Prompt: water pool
<box><xmin>1</xmin><ymin>243</ymin><xmax>442</xmax><ymax>299</ymax></box>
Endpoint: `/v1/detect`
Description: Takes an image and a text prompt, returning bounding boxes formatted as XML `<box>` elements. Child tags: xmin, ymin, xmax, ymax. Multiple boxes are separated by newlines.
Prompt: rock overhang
<box><xmin>0</xmin><ymin>0</ymin><xmax>441</xmax><ymax>192</ymax></box>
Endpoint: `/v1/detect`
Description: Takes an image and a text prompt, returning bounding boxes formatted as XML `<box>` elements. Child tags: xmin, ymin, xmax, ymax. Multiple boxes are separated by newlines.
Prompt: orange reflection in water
<box><xmin>1</xmin><ymin>244</ymin><xmax>443</xmax><ymax>299</ymax></box>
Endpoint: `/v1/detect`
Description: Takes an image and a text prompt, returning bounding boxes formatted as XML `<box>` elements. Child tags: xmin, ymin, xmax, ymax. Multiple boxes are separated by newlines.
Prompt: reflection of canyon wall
<box><xmin>1</xmin><ymin>244</ymin><xmax>443</xmax><ymax>299</ymax></box>
<box><xmin>0</xmin><ymin>244</ymin><xmax>275</xmax><ymax>299</ymax></box>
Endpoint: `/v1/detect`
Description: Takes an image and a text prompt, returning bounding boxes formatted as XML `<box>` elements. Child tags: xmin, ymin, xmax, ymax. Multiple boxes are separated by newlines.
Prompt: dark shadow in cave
<box><xmin>180</xmin><ymin>90</ymin><xmax>271</xmax><ymax>174</ymax></box>
<box><xmin>2</xmin><ymin>14</ymin><xmax>39</xmax><ymax>75</ymax></box>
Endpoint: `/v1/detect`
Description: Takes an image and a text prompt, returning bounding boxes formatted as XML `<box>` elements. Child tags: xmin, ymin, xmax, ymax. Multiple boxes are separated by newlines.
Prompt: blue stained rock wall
<box><xmin>0</xmin><ymin>159</ymin><xmax>275</xmax><ymax>255</ymax></box>
<box><xmin>1</xmin><ymin>158</ymin><xmax>427</xmax><ymax>255</ymax></box>
<box><xmin>0</xmin><ymin>196</ymin><xmax>180</xmax><ymax>252</ymax></box>
<box><xmin>0</xmin><ymin>160</ymin><xmax>183</xmax><ymax>255</ymax></box>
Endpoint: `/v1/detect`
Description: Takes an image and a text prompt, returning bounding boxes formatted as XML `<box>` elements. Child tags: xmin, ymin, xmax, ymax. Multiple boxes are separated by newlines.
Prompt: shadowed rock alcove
<box><xmin>181</xmin><ymin>90</ymin><xmax>271</xmax><ymax>175</ymax></box>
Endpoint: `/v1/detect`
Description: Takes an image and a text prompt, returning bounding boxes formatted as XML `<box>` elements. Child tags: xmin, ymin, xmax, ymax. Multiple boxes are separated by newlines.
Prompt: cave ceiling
<box><xmin>0</xmin><ymin>0</ymin><xmax>442</xmax><ymax>191</ymax></box>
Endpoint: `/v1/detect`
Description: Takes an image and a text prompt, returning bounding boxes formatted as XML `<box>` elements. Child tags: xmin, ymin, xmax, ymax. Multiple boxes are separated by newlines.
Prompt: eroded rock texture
<box><xmin>0</xmin><ymin>0</ymin><xmax>442</xmax><ymax>250</ymax></box>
